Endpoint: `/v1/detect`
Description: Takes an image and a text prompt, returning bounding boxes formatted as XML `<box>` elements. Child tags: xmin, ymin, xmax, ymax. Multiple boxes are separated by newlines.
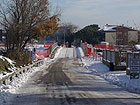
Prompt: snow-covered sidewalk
<box><xmin>81</xmin><ymin>57</ymin><xmax>140</xmax><ymax>93</ymax></box>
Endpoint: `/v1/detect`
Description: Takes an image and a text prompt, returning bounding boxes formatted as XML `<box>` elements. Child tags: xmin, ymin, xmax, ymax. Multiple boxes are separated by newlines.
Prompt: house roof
<box><xmin>134</xmin><ymin>45</ymin><xmax>140</xmax><ymax>50</ymax></box>
<box><xmin>103</xmin><ymin>24</ymin><xmax>118</xmax><ymax>32</ymax></box>
<box><xmin>103</xmin><ymin>24</ymin><xmax>137</xmax><ymax>32</ymax></box>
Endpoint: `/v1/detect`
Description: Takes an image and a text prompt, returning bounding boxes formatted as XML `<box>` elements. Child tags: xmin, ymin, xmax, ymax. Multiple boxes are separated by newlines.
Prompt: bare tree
<box><xmin>60</xmin><ymin>23</ymin><xmax>78</xmax><ymax>42</ymax></box>
<box><xmin>0</xmin><ymin>0</ymin><xmax>60</xmax><ymax>52</ymax></box>
<box><xmin>61</xmin><ymin>22</ymin><xmax>78</xmax><ymax>34</ymax></box>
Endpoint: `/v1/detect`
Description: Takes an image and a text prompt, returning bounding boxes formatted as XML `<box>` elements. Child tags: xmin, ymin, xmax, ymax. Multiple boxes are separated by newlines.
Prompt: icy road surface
<box><xmin>7</xmin><ymin>48</ymin><xmax>140</xmax><ymax>105</ymax></box>
<box><xmin>57</xmin><ymin>47</ymin><xmax>76</xmax><ymax>58</ymax></box>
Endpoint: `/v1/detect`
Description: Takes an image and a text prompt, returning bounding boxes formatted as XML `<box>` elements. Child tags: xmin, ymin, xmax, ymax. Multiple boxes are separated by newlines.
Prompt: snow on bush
<box><xmin>0</xmin><ymin>56</ymin><xmax>16</xmax><ymax>72</ymax></box>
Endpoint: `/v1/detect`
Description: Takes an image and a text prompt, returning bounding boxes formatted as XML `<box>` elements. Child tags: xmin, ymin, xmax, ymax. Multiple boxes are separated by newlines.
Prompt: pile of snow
<box><xmin>82</xmin><ymin>57</ymin><xmax>109</xmax><ymax>74</ymax></box>
<box><xmin>82</xmin><ymin>57</ymin><xmax>140</xmax><ymax>93</ymax></box>
<box><xmin>102</xmin><ymin>72</ymin><xmax>140</xmax><ymax>93</ymax></box>
<box><xmin>79</xmin><ymin>47</ymin><xmax>85</xmax><ymax>57</ymax></box>
<box><xmin>75</xmin><ymin>48</ymin><xmax>81</xmax><ymax>58</ymax></box>
<box><xmin>75</xmin><ymin>47</ymin><xmax>85</xmax><ymax>58</ymax></box>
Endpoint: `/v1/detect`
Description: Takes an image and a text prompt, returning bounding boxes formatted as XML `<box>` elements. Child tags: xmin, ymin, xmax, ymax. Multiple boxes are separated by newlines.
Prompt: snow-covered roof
<box><xmin>103</xmin><ymin>24</ymin><xmax>118</xmax><ymax>32</ymax></box>
<box><xmin>103</xmin><ymin>24</ymin><xmax>137</xmax><ymax>32</ymax></box>
<box><xmin>134</xmin><ymin>45</ymin><xmax>140</xmax><ymax>50</ymax></box>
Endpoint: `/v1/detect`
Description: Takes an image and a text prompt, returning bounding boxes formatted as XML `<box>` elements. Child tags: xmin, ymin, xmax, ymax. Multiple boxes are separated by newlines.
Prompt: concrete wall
<box><xmin>105</xmin><ymin>31</ymin><xmax>138</xmax><ymax>45</ymax></box>
<box><xmin>105</xmin><ymin>32</ymin><xmax>116</xmax><ymax>44</ymax></box>
<box><xmin>128</xmin><ymin>31</ymin><xmax>138</xmax><ymax>43</ymax></box>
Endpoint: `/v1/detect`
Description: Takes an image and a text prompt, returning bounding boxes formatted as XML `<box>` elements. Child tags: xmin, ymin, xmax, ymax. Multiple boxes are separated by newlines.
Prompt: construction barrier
<box><xmin>94</xmin><ymin>44</ymin><xmax>114</xmax><ymax>50</ymax></box>
<box><xmin>44</xmin><ymin>42</ymin><xmax>54</xmax><ymax>48</ymax></box>
<box><xmin>35</xmin><ymin>48</ymin><xmax>50</xmax><ymax>59</ymax></box>
<box><xmin>81</xmin><ymin>42</ymin><xmax>93</xmax><ymax>57</ymax></box>
<box><xmin>34</xmin><ymin>42</ymin><xmax>58</xmax><ymax>59</ymax></box>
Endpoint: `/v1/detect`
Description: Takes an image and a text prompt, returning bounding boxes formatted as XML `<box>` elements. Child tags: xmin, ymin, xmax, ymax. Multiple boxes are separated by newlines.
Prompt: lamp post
<box><xmin>64</xmin><ymin>29</ymin><xmax>65</xmax><ymax>45</ymax></box>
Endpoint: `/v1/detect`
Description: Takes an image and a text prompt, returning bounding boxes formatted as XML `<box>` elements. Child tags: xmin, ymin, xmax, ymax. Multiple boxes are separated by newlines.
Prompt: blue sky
<box><xmin>50</xmin><ymin>0</ymin><xmax>140</xmax><ymax>29</ymax></box>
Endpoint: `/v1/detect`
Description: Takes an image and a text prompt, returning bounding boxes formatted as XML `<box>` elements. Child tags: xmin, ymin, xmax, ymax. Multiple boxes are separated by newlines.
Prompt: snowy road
<box><xmin>7</xmin><ymin>48</ymin><xmax>140</xmax><ymax>105</ymax></box>
<box><xmin>57</xmin><ymin>47</ymin><xmax>76</xmax><ymax>58</ymax></box>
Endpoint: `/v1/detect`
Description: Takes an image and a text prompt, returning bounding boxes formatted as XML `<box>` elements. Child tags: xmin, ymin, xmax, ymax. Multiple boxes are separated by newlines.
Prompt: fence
<box><xmin>80</xmin><ymin>42</ymin><xmax>93</xmax><ymax>56</ymax></box>
<box><xmin>49</xmin><ymin>42</ymin><xmax>58</xmax><ymax>53</ymax></box>
<box><xmin>49</xmin><ymin>42</ymin><xmax>58</xmax><ymax>58</ymax></box>
<box><xmin>0</xmin><ymin>43</ymin><xmax>59</xmax><ymax>86</ymax></box>
<box><xmin>102</xmin><ymin>49</ymin><xmax>127</xmax><ymax>70</ymax></box>
<box><xmin>0</xmin><ymin>60</ymin><xmax>43</xmax><ymax>85</ymax></box>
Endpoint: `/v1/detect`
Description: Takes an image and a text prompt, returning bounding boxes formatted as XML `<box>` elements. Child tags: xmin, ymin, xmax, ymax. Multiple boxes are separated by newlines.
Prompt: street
<box><xmin>7</xmin><ymin>48</ymin><xmax>140</xmax><ymax>105</ymax></box>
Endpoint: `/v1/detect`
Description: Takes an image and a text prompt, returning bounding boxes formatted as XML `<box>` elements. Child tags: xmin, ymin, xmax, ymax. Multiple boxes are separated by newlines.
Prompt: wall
<box><xmin>105</xmin><ymin>30</ymin><xmax>138</xmax><ymax>45</ymax></box>
<box><xmin>128</xmin><ymin>31</ymin><xmax>138</xmax><ymax>43</ymax></box>
<box><xmin>105</xmin><ymin>32</ymin><xmax>116</xmax><ymax>44</ymax></box>
<box><xmin>116</xmin><ymin>27</ymin><xmax>128</xmax><ymax>45</ymax></box>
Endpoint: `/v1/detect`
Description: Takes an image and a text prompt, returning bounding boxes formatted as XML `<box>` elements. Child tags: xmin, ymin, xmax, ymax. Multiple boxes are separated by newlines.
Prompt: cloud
<box><xmin>51</xmin><ymin>0</ymin><xmax>140</xmax><ymax>29</ymax></box>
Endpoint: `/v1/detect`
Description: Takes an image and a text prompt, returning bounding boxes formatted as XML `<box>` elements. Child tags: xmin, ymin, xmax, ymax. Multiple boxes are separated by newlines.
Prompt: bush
<box><xmin>0</xmin><ymin>58</ymin><xmax>13</xmax><ymax>72</ymax></box>
<box><xmin>7</xmin><ymin>49</ymin><xmax>32</xmax><ymax>67</ymax></box>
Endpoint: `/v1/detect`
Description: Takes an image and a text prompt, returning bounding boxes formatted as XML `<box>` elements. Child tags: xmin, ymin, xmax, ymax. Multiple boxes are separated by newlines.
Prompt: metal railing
<box><xmin>0</xmin><ymin>43</ymin><xmax>58</xmax><ymax>86</ymax></box>
<box><xmin>49</xmin><ymin>42</ymin><xmax>58</xmax><ymax>58</ymax></box>
<box><xmin>49</xmin><ymin>42</ymin><xmax>58</xmax><ymax>52</ymax></box>
<box><xmin>0</xmin><ymin>60</ymin><xmax>43</xmax><ymax>85</ymax></box>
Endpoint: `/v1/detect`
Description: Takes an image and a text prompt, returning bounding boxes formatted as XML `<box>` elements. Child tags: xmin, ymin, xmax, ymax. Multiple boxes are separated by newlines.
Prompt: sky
<box><xmin>50</xmin><ymin>0</ymin><xmax>140</xmax><ymax>29</ymax></box>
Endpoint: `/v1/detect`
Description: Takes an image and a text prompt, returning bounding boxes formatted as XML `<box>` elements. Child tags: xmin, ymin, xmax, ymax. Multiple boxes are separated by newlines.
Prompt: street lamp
<box><xmin>64</xmin><ymin>29</ymin><xmax>65</xmax><ymax>45</ymax></box>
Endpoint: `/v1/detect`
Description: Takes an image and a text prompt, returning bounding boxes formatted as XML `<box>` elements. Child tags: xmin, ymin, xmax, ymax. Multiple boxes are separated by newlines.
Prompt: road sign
<box><xmin>128</xmin><ymin>53</ymin><xmax>140</xmax><ymax>79</ymax></box>
<box><xmin>130</xmin><ymin>59</ymin><xmax>139</xmax><ymax>66</ymax></box>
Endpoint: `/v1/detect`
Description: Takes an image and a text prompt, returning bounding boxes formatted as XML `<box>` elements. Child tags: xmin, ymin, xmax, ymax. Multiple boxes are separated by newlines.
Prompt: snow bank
<box><xmin>82</xmin><ymin>57</ymin><xmax>109</xmax><ymax>73</ymax></box>
<box><xmin>79</xmin><ymin>47</ymin><xmax>85</xmax><ymax>57</ymax></box>
<box><xmin>102</xmin><ymin>72</ymin><xmax>140</xmax><ymax>93</ymax></box>
<box><xmin>75</xmin><ymin>47</ymin><xmax>81</xmax><ymax>58</ymax></box>
<box><xmin>75</xmin><ymin>47</ymin><xmax>85</xmax><ymax>58</ymax></box>
<box><xmin>82</xmin><ymin>57</ymin><xmax>140</xmax><ymax>93</ymax></box>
